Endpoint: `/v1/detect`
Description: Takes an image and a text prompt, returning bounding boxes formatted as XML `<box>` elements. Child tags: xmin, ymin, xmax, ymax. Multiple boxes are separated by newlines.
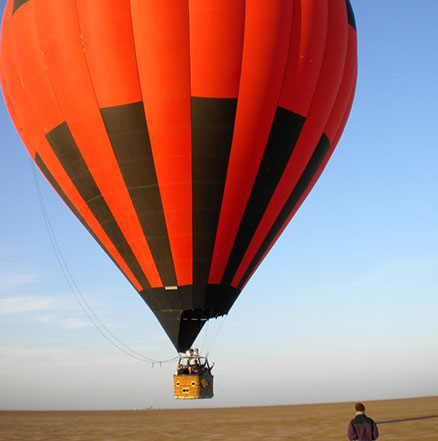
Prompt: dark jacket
<box><xmin>348</xmin><ymin>412</ymin><xmax>379</xmax><ymax>440</ymax></box>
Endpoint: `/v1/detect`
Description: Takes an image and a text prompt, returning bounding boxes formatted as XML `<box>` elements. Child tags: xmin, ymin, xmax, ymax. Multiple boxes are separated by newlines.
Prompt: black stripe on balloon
<box><xmin>237</xmin><ymin>133</ymin><xmax>331</xmax><ymax>290</ymax></box>
<box><xmin>221</xmin><ymin>107</ymin><xmax>305</xmax><ymax>286</ymax></box>
<box><xmin>12</xmin><ymin>0</ymin><xmax>31</xmax><ymax>15</ymax></box>
<box><xmin>140</xmin><ymin>284</ymin><xmax>240</xmax><ymax>315</ymax></box>
<box><xmin>34</xmin><ymin>153</ymin><xmax>138</xmax><ymax>288</ymax></box>
<box><xmin>191</xmin><ymin>97</ymin><xmax>238</xmax><ymax>285</ymax></box>
<box><xmin>45</xmin><ymin>121</ymin><xmax>150</xmax><ymax>289</ymax></box>
<box><xmin>100</xmin><ymin>102</ymin><xmax>177</xmax><ymax>287</ymax></box>
<box><xmin>345</xmin><ymin>0</ymin><xmax>356</xmax><ymax>31</ymax></box>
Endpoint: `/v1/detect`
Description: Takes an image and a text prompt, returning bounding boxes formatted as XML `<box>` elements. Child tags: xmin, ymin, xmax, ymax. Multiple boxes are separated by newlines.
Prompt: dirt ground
<box><xmin>0</xmin><ymin>396</ymin><xmax>437</xmax><ymax>441</ymax></box>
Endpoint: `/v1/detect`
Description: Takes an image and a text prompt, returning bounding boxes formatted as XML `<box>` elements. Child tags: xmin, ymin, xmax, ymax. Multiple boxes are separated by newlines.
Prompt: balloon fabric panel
<box><xmin>130</xmin><ymin>0</ymin><xmax>193</xmax><ymax>287</ymax></box>
<box><xmin>325</xmin><ymin>25</ymin><xmax>358</xmax><ymax>145</ymax></box>
<box><xmin>76</xmin><ymin>0</ymin><xmax>142</xmax><ymax>108</ymax></box>
<box><xmin>0</xmin><ymin>1</ymin><xmax>38</xmax><ymax>157</ymax></box>
<box><xmin>240</xmin><ymin>22</ymin><xmax>358</xmax><ymax>291</ymax></box>
<box><xmin>220</xmin><ymin>108</ymin><xmax>306</xmax><ymax>287</ymax></box>
<box><xmin>0</xmin><ymin>1</ymin><xmax>145</xmax><ymax>291</ymax></box>
<box><xmin>230</xmin><ymin>0</ymin><xmax>349</xmax><ymax>288</ymax></box>
<box><xmin>34</xmin><ymin>153</ymin><xmax>142</xmax><ymax>289</ymax></box>
<box><xmin>34</xmin><ymin>0</ymin><xmax>163</xmax><ymax>287</ymax></box>
<box><xmin>238</xmin><ymin>133</ymin><xmax>331</xmax><ymax>291</ymax></box>
<box><xmin>12</xmin><ymin>2</ymin><xmax>62</xmax><ymax>133</ymax></box>
<box><xmin>45</xmin><ymin>121</ymin><xmax>152</xmax><ymax>289</ymax></box>
<box><xmin>208</xmin><ymin>0</ymin><xmax>295</xmax><ymax>285</ymax></box>
<box><xmin>191</xmin><ymin>98</ymin><xmax>237</xmax><ymax>286</ymax></box>
<box><xmin>278</xmin><ymin>0</ymin><xmax>328</xmax><ymax>116</ymax></box>
<box><xmin>100</xmin><ymin>103</ymin><xmax>178</xmax><ymax>288</ymax></box>
<box><xmin>189</xmin><ymin>0</ymin><xmax>245</xmax><ymax>98</ymax></box>
<box><xmin>0</xmin><ymin>0</ymin><xmax>358</xmax><ymax>352</ymax></box>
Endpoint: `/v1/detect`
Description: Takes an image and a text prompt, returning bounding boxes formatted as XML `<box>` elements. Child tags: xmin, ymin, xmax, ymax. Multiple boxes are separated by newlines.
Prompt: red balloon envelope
<box><xmin>0</xmin><ymin>0</ymin><xmax>357</xmax><ymax>352</ymax></box>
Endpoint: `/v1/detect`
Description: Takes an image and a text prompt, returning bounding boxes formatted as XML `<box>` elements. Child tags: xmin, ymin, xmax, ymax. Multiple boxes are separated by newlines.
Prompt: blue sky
<box><xmin>1</xmin><ymin>0</ymin><xmax>437</xmax><ymax>410</ymax></box>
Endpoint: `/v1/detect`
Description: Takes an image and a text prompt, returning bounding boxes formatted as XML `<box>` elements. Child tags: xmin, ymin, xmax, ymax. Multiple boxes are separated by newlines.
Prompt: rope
<box><xmin>209</xmin><ymin>314</ymin><xmax>227</xmax><ymax>353</ymax></box>
<box><xmin>31</xmin><ymin>161</ymin><xmax>178</xmax><ymax>365</ymax></box>
<box><xmin>200</xmin><ymin>316</ymin><xmax>210</xmax><ymax>355</ymax></box>
<box><xmin>202</xmin><ymin>313</ymin><xmax>228</xmax><ymax>358</ymax></box>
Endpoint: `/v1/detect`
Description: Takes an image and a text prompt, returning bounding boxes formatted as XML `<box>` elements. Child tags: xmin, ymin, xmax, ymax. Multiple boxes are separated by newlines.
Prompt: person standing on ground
<box><xmin>348</xmin><ymin>402</ymin><xmax>379</xmax><ymax>441</ymax></box>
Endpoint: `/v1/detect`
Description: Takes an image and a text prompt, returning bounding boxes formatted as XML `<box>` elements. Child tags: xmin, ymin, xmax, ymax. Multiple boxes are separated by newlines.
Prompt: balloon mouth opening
<box><xmin>176</xmin><ymin>309</ymin><xmax>226</xmax><ymax>352</ymax></box>
<box><xmin>181</xmin><ymin>308</ymin><xmax>226</xmax><ymax>321</ymax></box>
<box><xmin>140</xmin><ymin>284</ymin><xmax>241</xmax><ymax>352</ymax></box>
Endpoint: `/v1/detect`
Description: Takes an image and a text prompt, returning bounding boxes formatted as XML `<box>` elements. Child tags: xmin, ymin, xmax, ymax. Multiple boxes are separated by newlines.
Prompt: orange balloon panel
<box><xmin>0</xmin><ymin>0</ymin><xmax>357</xmax><ymax>352</ymax></box>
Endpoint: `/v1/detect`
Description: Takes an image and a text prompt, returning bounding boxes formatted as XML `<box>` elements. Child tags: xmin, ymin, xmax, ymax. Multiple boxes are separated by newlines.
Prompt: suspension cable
<box><xmin>200</xmin><ymin>317</ymin><xmax>210</xmax><ymax>355</ymax></box>
<box><xmin>206</xmin><ymin>314</ymin><xmax>228</xmax><ymax>357</ymax></box>
<box><xmin>31</xmin><ymin>161</ymin><xmax>178</xmax><ymax>365</ymax></box>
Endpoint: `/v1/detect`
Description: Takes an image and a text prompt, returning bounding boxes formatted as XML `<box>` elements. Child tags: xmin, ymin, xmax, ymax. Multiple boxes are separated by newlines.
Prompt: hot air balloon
<box><xmin>0</xmin><ymin>0</ymin><xmax>357</xmax><ymax>394</ymax></box>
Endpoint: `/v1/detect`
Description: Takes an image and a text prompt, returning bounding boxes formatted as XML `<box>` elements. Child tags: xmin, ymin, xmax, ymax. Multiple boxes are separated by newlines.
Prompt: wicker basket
<box><xmin>173</xmin><ymin>373</ymin><xmax>214</xmax><ymax>399</ymax></box>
